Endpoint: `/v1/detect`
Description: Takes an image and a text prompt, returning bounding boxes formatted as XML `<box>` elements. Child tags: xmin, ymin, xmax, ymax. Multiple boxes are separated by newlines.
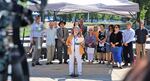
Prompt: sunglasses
<box><xmin>115</xmin><ymin>27</ymin><xmax>119</xmax><ymax>28</ymax></box>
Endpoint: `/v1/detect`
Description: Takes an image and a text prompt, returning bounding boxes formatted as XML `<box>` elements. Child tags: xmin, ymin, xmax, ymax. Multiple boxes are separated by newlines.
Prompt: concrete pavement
<box><xmin>28</xmin><ymin>59</ymin><xmax>130</xmax><ymax>81</ymax></box>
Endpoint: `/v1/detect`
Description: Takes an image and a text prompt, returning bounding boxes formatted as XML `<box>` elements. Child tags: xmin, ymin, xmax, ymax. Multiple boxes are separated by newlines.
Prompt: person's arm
<box><xmin>146</xmin><ymin>29</ymin><xmax>149</xmax><ymax>40</ymax></box>
<box><xmin>57</xmin><ymin>28</ymin><xmax>63</xmax><ymax>41</ymax></box>
<box><xmin>102</xmin><ymin>31</ymin><xmax>107</xmax><ymax>43</ymax></box>
<box><xmin>30</xmin><ymin>24</ymin><xmax>35</xmax><ymax>44</ymax></box>
<box><xmin>84</xmin><ymin>35</ymin><xmax>89</xmax><ymax>46</ymax></box>
<box><xmin>65</xmin><ymin>28</ymin><xmax>69</xmax><ymax>41</ymax></box>
<box><xmin>66</xmin><ymin>36</ymin><xmax>71</xmax><ymax>47</ymax></box>
<box><xmin>80</xmin><ymin>36</ymin><xmax>85</xmax><ymax>48</ymax></box>
<box><xmin>110</xmin><ymin>33</ymin><xmax>115</xmax><ymax>47</ymax></box>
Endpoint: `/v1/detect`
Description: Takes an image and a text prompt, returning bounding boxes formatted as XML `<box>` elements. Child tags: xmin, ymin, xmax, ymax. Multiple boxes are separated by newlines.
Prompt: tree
<box><xmin>131</xmin><ymin>0</ymin><xmax>150</xmax><ymax>25</ymax></box>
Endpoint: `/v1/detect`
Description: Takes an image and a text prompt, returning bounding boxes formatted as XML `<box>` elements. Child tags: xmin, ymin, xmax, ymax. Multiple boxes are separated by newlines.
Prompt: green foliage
<box><xmin>140</xmin><ymin>6</ymin><xmax>147</xmax><ymax>20</ymax></box>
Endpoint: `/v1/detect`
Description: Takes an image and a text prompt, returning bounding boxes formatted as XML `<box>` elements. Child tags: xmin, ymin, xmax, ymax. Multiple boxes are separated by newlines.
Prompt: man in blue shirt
<box><xmin>31</xmin><ymin>16</ymin><xmax>44</xmax><ymax>66</ymax></box>
<box><xmin>122</xmin><ymin>22</ymin><xmax>135</xmax><ymax>67</ymax></box>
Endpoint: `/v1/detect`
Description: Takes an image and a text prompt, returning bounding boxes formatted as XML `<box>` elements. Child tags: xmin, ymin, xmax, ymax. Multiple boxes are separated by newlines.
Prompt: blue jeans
<box><xmin>111</xmin><ymin>47</ymin><xmax>122</xmax><ymax>64</ymax></box>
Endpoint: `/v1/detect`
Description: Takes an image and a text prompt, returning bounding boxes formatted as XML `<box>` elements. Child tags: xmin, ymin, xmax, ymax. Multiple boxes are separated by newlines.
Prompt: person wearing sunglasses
<box><xmin>110</xmin><ymin>24</ymin><xmax>123</xmax><ymax>69</ymax></box>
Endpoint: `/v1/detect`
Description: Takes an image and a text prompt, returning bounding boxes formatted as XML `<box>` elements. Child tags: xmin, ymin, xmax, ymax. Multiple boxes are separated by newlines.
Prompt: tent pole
<box><xmin>87</xmin><ymin>12</ymin><xmax>90</xmax><ymax>22</ymax></box>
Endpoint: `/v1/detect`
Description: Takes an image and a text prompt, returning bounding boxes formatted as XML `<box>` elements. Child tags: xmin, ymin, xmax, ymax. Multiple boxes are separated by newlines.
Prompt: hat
<box><xmin>58</xmin><ymin>21</ymin><xmax>66</xmax><ymax>26</ymax></box>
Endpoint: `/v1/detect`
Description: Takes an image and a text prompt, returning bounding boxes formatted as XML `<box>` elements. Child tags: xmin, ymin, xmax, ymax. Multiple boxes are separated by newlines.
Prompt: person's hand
<box><xmin>31</xmin><ymin>39</ymin><xmax>35</xmax><ymax>45</ymax></box>
<box><xmin>88</xmin><ymin>43</ymin><xmax>92</xmax><ymax>47</ymax></box>
<box><xmin>96</xmin><ymin>42</ymin><xmax>98</xmax><ymax>45</ymax></box>
<box><xmin>61</xmin><ymin>39</ymin><xmax>65</xmax><ymax>43</ymax></box>
<box><xmin>112</xmin><ymin>44</ymin><xmax>115</xmax><ymax>48</ymax></box>
<box><xmin>102</xmin><ymin>40</ymin><xmax>105</xmax><ymax>43</ymax></box>
<box><xmin>124</xmin><ymin>43</ymin><xmax>128</xmax><ymax>46</ymax></box>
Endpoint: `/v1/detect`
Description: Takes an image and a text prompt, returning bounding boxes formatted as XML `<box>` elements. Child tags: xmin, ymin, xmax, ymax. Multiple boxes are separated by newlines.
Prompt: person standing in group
<box><xmin>135</xmin><ymin>20</ymin><xmax>149</xmax><ymax>62</ymax></box>
<box><xmin>110</xmin><ymin>24</ymin><xmax>123</xmax><ymax>69</ymax></box>
<box><xmin>92</xmin><ymin>26</ymin><xmax>99</xmax><ymax>61</ymax></box>
<box><xmin>53</xmin><ymin>21</ymin><xmax>59</xmax><ymax>60</ymax></box>
<box><xmin>71</xmin><ymin>21</ymin><xmax>80</xmax><ymax>34</ymax></box>
<box><xmin>78</xmin><ymin>19</ymin><xmax>87</xmax><ymax>61</ymax></box>
<box><xmin>78</xmin><ymin>18</ymin><xmax>87</xmax><ymax>37</ymax></box>
<box><xmin>97</xmin><ymin>24</ymin><xmax>107</xmax><ymax>64</ymax></box>
<box><xmin>66</xmin><ymin>27</ymin><xmax>85</xmax><ymax>76</ymax></box>
<box><xmin>31</xmin><ymin>15</ymin><xmax>44</xmax><ymax>67</ymax></box>
<box><xmin>106</xmin><ymin>25</ymin><xmax>114</xmax><ymax>64</ymax></box>
<box><xmin>85</xmin><ymin>28</ymin><xmax>96</xmax><ymax>64</ymax></box>
<box><xmin>44</xmin><ymin>21</ymin><xmax>57</xmax><ymax>65</ymax></box>
<box><xmin>57</xmin><ymin>21</ymin><xmax>69</xmax><ymax>64</ymax></box>
<box><xmin>122</xmin><ymin>22</ymin><xmax>135</xmax><ymax>67</ymax></box>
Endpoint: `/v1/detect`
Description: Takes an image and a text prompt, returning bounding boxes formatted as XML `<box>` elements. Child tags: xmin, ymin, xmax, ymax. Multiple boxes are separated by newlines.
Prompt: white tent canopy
<box><xmin>48</xmin><ymin>0</ymin><xmax>139</xmax><ymax>12</ymax></box>
<box><xmin>28</xmin><ymin>0</ymin><xmax>139</xmax><ymax>16</ymax></box>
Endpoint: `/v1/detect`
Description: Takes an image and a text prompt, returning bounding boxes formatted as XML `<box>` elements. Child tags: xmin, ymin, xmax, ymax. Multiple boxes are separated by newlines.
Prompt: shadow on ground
<box><xmin>28</xmin><ymin>60</ymin><xmax>113</xmax><ymax>81</ymax></box>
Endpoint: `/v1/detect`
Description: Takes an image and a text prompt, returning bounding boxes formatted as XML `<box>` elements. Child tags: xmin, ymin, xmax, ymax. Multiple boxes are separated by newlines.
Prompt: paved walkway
<box><xmin>28</xmin><ymin>59</ymin><xmax>130</xmax><ymax>81</ymax></box>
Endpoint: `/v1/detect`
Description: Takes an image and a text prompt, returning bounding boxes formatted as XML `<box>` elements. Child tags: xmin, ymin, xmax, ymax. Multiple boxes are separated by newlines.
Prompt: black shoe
<box><xmin>119</xmin><ymin>66</ymin><xmax>123</xmax><ymax>69</ymax></box>
<box><xmin>32</xmin><ymin>63</ymin><xmax>35</xmax><ymax>67</ymax></box>
<box><xmin>98</xmin><ymin>61</ymin><xmax>101</xmax><ymax>64</ymax></box>
<box><xmin>64</xmin><ymin>62</ymin><xmax>68</xmax><ymax>64</ymax></box>
<box><xmin>123</xmin><ymin>64</ymin><xmax>128</xmax><ymax>67</ymax></box>
<box><xmin>35</xmin><ymin>62</ymin><xmax>42</xmax><ymax>65</ymax></box>
<box><xmin>59</xmin><ymin>62</ymin><xmax>62</xmax><ymax>64</ymax></box>
<box><xmin>50</xmin><ymin>62</ymin><xmax>53</xmax><ymax>64</ymax></box>
<box><xmin>69</xmin><ymin>74</ymin><xmax>79</xmax><ymax>77</ymax></box>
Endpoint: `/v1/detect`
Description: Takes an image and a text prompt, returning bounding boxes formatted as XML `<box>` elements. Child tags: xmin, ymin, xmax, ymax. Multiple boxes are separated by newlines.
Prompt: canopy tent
<box><xmin>89</xmin><ymin>0</ymin><xmax>139</xmax><ymax>12</ymax></box>
<box><xmin>29</xmin><ymin>2</ymin><xmax>103</xmax><ymax>13</ymax></box>
<box><xmin>28</xmin><ymin>0</ymin><xmax>139</xmax><ymax>17</ymax></box>
<box><xmin>47</xmin><ymin>0</ymin><xmax>139</xmax><ymax>12</ymax></box>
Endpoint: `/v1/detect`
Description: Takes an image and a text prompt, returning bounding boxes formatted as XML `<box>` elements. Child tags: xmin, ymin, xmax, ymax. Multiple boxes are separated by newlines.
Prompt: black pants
<box><xmin>57</xmin><ymin>45</ymin><xmax>68</xmax><ymax>63</ymax></box>
<box><xmin>123</xmin><ymin>42</ymin><xmax>134</xmax><ymax>64</ymax></box>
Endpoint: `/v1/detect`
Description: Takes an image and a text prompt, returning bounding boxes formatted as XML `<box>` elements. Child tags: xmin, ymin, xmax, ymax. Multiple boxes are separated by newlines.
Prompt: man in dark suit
<box><xmin>57</xmin><ymin>21</ymin><xmax>69</xmax><ymax>64</ymax></box>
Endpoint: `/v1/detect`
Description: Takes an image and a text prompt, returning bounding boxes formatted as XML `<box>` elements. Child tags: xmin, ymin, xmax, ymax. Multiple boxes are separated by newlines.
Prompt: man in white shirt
<box><xmin>122</xmin><ymin>21</ymin><xmax>135</xmax><ymax>67</ymax></box>
<box><xmin>45</xmin><ymin>21</ymin><xmax>57</xmax><ymax>64</ymax></box>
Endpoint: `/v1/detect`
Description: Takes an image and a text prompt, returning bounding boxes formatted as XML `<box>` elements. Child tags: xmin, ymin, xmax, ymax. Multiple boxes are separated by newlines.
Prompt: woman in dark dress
<box><xmin>97</xmin><ymin>24</ymin><xmax>107</xmax><ymax>64</ymax></box>
<box><xmin>110</xmin><ymin>24</ymin><xmax>123</xmax><ymax>69</ymax></box>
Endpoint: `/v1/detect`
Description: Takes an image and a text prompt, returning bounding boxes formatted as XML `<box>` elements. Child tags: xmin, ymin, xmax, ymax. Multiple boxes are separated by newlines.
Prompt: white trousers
<box><xmin>69</xmin><ymin>45</ymin><xmax>82</xmax><ymax>75</ymax></box>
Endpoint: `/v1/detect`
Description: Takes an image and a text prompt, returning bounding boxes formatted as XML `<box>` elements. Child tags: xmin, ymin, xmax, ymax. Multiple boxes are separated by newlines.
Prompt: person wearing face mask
<box><xmin>135</xmin><ymin>20</ymin><xmax>149</xmax><ymax>62</ymax></box>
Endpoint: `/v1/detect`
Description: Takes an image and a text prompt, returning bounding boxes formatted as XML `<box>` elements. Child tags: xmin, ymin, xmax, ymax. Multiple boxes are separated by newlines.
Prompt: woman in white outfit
<box><xmin>66</xmin><ymin>27</ymin><xmax>85</xmax><ymax>76</ymax></box>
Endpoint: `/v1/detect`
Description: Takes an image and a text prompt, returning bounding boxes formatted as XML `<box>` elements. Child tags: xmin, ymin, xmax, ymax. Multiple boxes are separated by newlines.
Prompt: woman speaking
<box><xmin>66</xmin><ymin>27</ymin><xmax>84</xmax><ymax>76</ymax></box>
